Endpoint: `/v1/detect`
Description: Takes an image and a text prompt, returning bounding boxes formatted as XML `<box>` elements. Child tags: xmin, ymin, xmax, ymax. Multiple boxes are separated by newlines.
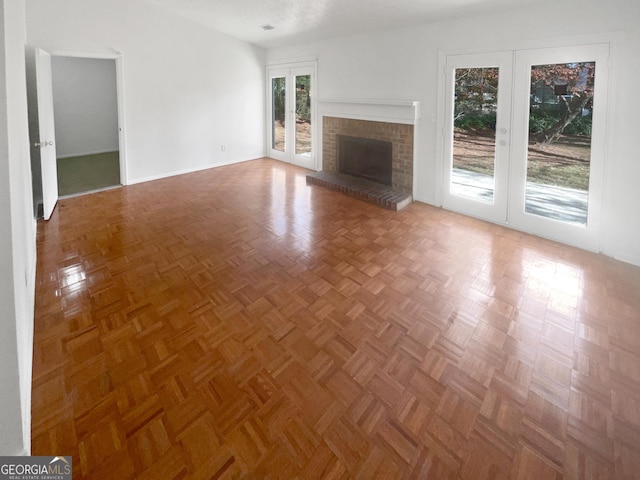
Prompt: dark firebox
<box><xmin>337</xmin><ymin>135</ymin><xmax>392</xmax><ymax>186</ymax></box>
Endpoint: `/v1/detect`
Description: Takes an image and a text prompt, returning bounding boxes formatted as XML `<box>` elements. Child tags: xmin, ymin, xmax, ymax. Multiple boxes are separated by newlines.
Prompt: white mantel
<box><xmin>318</xmin><ymin>100</ymin><xmax>419</xmax><ymax>195</ymax></box>
<box><xmin>318</xmin><ymin>98</ymin><xmax>421</xmax><ymax>125</ymax></box>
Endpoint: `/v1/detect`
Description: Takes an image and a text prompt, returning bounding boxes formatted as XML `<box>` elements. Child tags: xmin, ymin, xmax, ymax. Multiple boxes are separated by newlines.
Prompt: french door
<box><xmin>442</xmin><ymin>52</ymin><xmax>513</xmax><ymax>225</ymax></box>
<box><xmin>267</xmin><ymin>64</ymin><xmax>316</xmax><ymax>170</ymax></box>
<box><xmin>442</xmin><ymin>44</ymin><xmax>609</xmax><ymax>251</ymax></box>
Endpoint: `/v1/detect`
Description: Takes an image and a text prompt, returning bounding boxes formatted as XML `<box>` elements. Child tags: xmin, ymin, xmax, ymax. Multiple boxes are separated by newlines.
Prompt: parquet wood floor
<box><xmin>32</xmin><ymin>158</ymin><xmax>640</xmax><ymax>479</ymax></box>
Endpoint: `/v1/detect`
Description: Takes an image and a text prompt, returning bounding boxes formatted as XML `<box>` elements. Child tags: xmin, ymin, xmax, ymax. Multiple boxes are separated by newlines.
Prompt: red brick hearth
<box><xmin>307</xmin><ymin>105</ymin><xmax>417</xmax><ymax>210</ymax></box>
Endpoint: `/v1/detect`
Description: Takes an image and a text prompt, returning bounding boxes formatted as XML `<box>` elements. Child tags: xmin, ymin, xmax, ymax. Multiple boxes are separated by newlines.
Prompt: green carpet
<box><xmin>57</xmin><ymin>151</ymin><xmax>121</xmax><ymax>196</ymax></box>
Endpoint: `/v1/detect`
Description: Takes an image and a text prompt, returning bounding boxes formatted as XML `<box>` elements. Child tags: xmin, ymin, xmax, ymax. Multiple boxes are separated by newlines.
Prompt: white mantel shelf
<box><xmin>318</xmin><ymin>98</ymin><xmax>421</xmax><ymax>125</ymax></box>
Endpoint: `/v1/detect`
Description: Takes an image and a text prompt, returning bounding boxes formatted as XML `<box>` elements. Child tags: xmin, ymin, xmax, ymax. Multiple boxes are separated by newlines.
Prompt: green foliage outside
<box><xmin>296</xmin><ymin>75</ymin><xmax>311</xmax><ymax>123</ymax></box>
<box><xmin>272</xmin><ymin>77</ymin><xmax>286</xmax><ymax>122</ymax></box>
<box><xmin>452</xmin><ymin>65</ymin><xmax>594</xmax><ymax>192</ymax></box>
<box><xmin>454</xmin><ymin>112</ymin><xmax>496</xmax><ymax>131</ymax></box>
<box><xmin>453</xmin><ymin>67</ymin><xmax>499</xmax><ymax>133</ymax></box>
<box><xmin>528</xmin><ymin>110</ymin><xmax>592</xmax><ymax>136</ymax></box>
<box><xmin>454</xmin><ymin>110</ymin><xmax>592</xmax><ymax>136</ymax></box>
<box><xmin>453</xmin><ymin>64</ymin><xmax>594</xmax><ymax>139</ymax></box>
<box><xmin>272</xmin><ymin>75</ymin><xmax>311</xmax><ymax>124</ymax></box>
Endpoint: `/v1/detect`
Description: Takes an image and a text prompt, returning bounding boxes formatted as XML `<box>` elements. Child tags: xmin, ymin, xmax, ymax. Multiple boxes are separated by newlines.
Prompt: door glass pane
<box><xmin>451</xmin><ymin>67</ymin><xmax>499</xmax><ymax>203</ymax></box>
<box><xmin>295</xmin><ymin>75</ymin><xmax>311</xmax><ymax>156</ymax></box>
<box><xmin>525</xmin><ymin>62</ymin><xmax>595</xmax><ymax>225</ymax></box>
<box><xmin>272</xmin><ymin>77</ymin><xmax>286</xmax><ymax>152</ymax></box>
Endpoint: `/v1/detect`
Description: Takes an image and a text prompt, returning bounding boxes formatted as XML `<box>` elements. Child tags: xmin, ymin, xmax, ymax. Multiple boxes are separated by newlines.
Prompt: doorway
<box><xmin>27</xmin><ymin>49</ymin><xmax>127</xmax><ymax>219</ymax></box>
<box><xmin>267</xmin><ymin>62</ymin><xmax>317</xmax><ymax>170</ymax></box>
<box><xmin>52</xmin><ymin>56</ymin><xmax>121</xmax><ymax>197</ymax></box>
<box><xmin>441</xmin><ymin>44</ymin><xmax>609</xmax><ymax>251</ymax></box>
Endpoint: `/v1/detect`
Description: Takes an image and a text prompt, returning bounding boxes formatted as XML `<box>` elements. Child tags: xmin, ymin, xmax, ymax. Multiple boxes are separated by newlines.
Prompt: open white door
<box><xmin>34</xmin><ymin>48</ymin><xmax>58</xmax><ymax>220</ymax></box>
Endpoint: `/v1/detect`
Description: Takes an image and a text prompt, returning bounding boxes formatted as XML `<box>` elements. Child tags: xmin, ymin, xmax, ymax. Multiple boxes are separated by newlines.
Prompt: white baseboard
<box><xmin>57</xmin><ymin>149</ymin><xmax>119</xmax><ymax>159</ymax></box>
<box><xmin>127</xmin><ymin>156</ymin><xmax>265</xmax><ymax>186</ymax></box>
<box><xmin>605</xmin><ymin>250</ymin><xmax>640</xmax><ymax>267</ymax></box>
<box><xmin>412</xmin><ymin>195</ymin><xmax>437</xmax><ymax>207</ymax></box>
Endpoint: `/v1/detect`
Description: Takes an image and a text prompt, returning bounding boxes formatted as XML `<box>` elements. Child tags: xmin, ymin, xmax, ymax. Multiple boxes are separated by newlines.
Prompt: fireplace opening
<box><xmin>338</xmin><ymin>135</ymin><xmax>392</xmax><ymax>186</ymax></box>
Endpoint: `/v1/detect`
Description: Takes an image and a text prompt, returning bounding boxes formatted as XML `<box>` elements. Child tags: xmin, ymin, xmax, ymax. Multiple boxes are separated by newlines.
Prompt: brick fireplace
<box><xmin>306</xmin><ymin>99</ymin><xmax>420</xmax><ymax>210</ymax></box>
<box><xmin>322</xmin><ymin>116</ymin><xmax>414</xmax><ymax>194</ymax></box>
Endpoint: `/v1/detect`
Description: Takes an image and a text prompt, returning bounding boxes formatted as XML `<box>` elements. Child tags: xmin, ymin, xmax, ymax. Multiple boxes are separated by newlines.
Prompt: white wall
<box><xmin>267</xmin><ymin>0</ymin><xmax>640</xmax><ymax>266</ymax></box>
<box><xmin>26</xmin><ymin>0</ymin><xmax>265</xmax><ymax>184</ymax></box>
<box><xmin>0</xmin><ymin>0</ymin><xmax>37</xmax><ymax>455</ymax></box>
<box><xmin>51</xmin><ymin>56</ymin><xmax>118</xmax><ymax>158</ymax></box>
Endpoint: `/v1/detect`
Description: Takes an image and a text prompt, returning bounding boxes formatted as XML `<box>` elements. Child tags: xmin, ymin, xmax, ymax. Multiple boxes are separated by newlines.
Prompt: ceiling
<box><xmin>144</xmin><ymin>0</ymin><xmax>544</xmax><ymax>49</ymax></box>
